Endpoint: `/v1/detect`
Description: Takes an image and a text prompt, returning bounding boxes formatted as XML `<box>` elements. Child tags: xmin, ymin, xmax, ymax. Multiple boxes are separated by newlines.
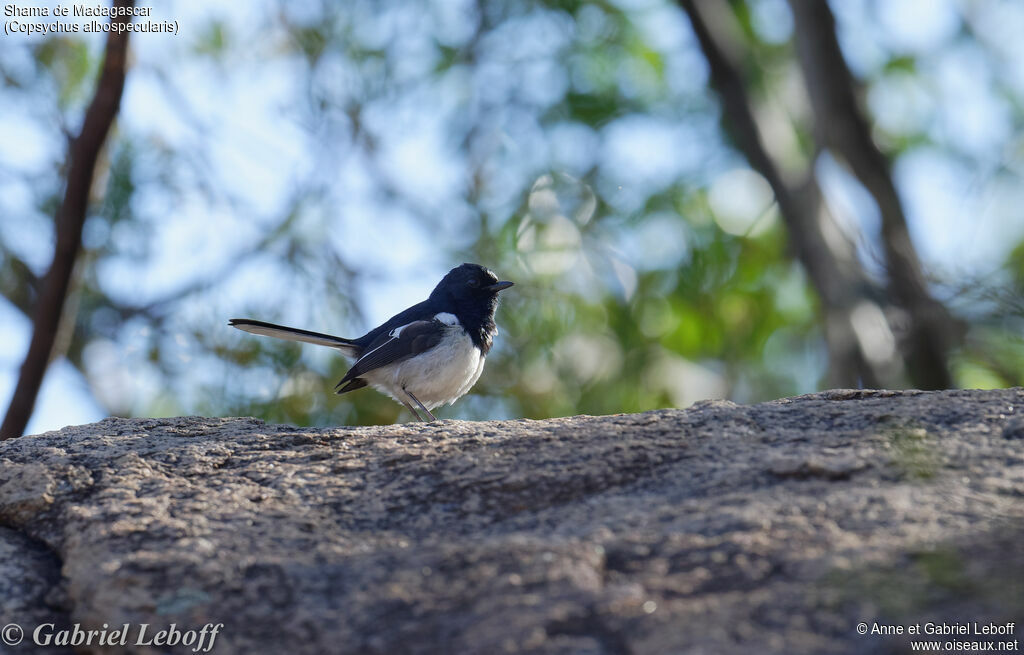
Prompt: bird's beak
<box><xmin>485</xmin><ymin>281</ymin><xmax>514</xmax><ymax>292</ymax></box>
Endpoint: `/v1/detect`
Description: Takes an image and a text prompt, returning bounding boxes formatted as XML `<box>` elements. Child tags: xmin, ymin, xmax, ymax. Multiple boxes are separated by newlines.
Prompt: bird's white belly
<box><xmin>365</xmin><ymin>327</ymin><xmax>485</xmax><ymax>410</ymax></box>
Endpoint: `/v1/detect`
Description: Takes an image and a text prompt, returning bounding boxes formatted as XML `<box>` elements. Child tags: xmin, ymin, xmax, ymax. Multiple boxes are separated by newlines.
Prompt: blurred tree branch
<box><xmin>1</xmin><ymin>0</ymin><xmax>135</xmax><ymax>440</ymax></box>
<box><xmin>679</xmin><ymin>0</ymin><xmax>893</xmax><ymax>388</ymax></box>
<box><xmin>787</xmin><ymin>0</ymin><xmax>958</xmax><ymax>389</ymax></box>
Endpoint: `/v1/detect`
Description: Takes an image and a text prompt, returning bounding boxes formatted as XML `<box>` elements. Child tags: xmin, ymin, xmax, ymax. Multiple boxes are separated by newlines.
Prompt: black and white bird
<box><xmin>228</xmin><ymin>263</ymin><xmax>513</xmax><ymax>422</ymax></box>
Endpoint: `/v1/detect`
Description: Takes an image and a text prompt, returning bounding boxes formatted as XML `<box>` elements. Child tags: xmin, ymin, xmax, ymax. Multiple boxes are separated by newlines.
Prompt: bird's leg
<box><xmin>400</xmin><ymin>398</ymin><xmax>425</xmax><ymax>422</ymax></box>
<box><xmin>404</xmin><ymin>389</ymin><xmax>437</xmax><ymax>422</ymax></box>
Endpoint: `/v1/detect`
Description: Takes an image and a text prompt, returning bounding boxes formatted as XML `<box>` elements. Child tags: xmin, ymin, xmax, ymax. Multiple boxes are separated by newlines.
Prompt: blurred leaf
<box><xmin>34</xmin><ymin>37</ymin><xmax>93</xmax><ymax>109</ymax></box>
<box><xmin>194</xmin><ymin>20</ymin><xmax>230</xmax><ymax>59</ymax></box>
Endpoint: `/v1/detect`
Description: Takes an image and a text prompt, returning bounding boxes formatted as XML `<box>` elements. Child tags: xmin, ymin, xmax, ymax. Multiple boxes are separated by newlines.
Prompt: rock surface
<box><xmin>0</xmin><ymin>389</ymin><xmax>1022</xmax><ymax>654</ymax></box>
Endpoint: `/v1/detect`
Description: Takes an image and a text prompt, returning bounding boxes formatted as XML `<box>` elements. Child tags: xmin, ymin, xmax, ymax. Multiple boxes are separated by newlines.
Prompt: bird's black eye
<box><xmin>467</xmin><ymin>278</ymin><xmax>480</xmax><ymax>288</ymax></box>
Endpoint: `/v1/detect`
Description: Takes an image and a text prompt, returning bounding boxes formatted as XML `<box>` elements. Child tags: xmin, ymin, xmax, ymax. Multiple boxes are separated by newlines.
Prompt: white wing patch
<box><xmin>355</xmin><ymin>324</ymin><xmax>408</xmax><ymax>367</ymax></box>
<box><xmin>357</xmin><ymin>317</ymin><xmax>447</xmax><ymax>370</ymax></box>
<box><xmin>434</xmin><ymin>312</ymin><xmax>459</xmax><ymax>326</ymax></box>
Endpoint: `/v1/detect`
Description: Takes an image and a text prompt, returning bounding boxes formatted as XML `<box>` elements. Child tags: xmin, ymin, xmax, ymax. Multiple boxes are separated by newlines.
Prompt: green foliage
<box><xmin>34</xmin><ymin>37</ymin><xmax>94</xmax><ymax>110</ymax></box>
<box><xmin>193</xmin><ymin>20</ymin><xmax>230</xmax><ymax>59</ymax></box>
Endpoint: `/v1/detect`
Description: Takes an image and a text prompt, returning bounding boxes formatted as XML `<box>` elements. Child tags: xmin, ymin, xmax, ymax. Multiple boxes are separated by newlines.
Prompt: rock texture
<box><xmin>1</xmin><ymin>389</ymin><xmax>1023</xmax><ymax>654</ymax></box>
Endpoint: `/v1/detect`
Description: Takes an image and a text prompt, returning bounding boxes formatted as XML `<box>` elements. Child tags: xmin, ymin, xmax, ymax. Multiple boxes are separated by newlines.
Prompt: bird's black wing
<box><xmin>334</xmin><ymin>319</ymin><xmax>445</xmax><ymax>393</ymax></box>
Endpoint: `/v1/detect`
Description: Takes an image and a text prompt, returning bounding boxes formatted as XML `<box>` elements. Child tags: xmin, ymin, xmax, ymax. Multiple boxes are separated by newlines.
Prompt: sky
<box><xmin>2</xmin><ymin>0</ymin><xmax>1024</xmax><ymax>433</ymax></box>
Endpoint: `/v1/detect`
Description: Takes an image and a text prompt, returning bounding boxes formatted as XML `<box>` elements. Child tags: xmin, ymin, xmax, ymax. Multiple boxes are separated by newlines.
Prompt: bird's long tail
<box><xmin>228</xmin><ymin>319</ymin><xmax>359</xmax><ymax>356</ymax></box>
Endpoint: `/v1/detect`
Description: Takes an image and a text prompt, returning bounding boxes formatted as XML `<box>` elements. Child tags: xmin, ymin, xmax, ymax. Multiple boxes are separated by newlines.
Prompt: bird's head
<box><xmin>430</xmin><ymin>263</ymin><xmax>514</xmax><ymax>311</ymax></box>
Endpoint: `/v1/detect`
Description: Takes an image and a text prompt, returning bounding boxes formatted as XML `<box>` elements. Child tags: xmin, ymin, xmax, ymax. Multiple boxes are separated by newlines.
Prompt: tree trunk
<box><xmin>1</xmin><ymin>0</ymin><xmax>135</xmax><ymax>440</ymax></box>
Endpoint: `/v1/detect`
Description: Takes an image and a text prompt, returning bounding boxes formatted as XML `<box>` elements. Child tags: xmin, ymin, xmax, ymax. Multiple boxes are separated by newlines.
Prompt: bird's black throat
<box><xmin>453</xmin><ymin>294</ymin><xmax>500</xmax><ymax>355</ymax></box>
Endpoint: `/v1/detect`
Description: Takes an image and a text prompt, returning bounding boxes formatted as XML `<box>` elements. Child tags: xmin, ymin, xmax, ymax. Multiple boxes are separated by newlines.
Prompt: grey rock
<box><xmin>0</xmin><ymin>527</ymin><xmax>68</xmax><ymax>655</ymax></box>
<box><xmin>1002</xmin><ymin>414</ymin><xmax>1024</xmax><ymax>440</ymax></box>
<box><xmin>0</xmin><ymin>389</ymin><xmax>1022</xmax><ymax>654</ymax></box>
